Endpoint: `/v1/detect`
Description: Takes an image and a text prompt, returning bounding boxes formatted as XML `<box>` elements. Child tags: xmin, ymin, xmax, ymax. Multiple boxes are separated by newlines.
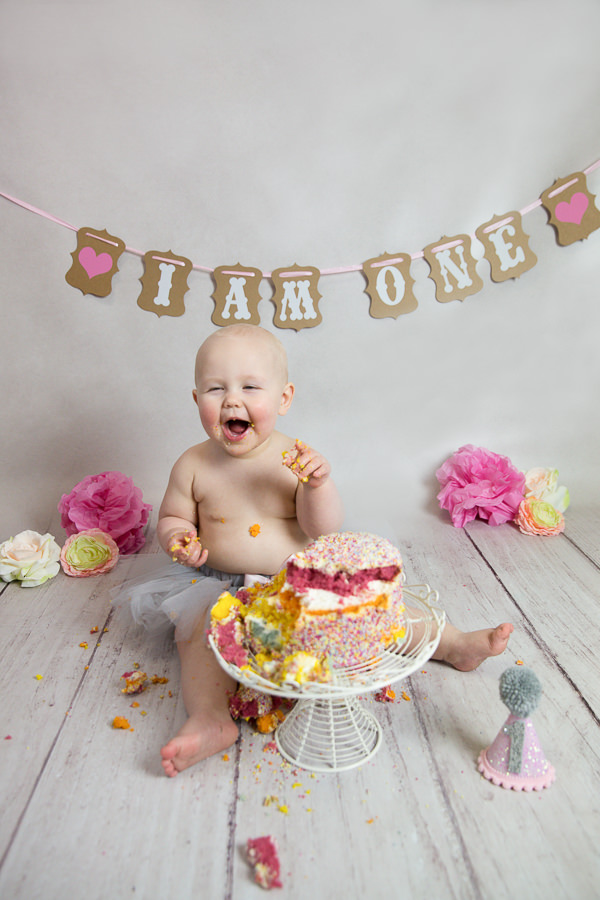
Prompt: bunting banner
<box><xmin>2</xmin><ymin>159</ymin><xmax>600</xmax><ymax>331</ymax></box>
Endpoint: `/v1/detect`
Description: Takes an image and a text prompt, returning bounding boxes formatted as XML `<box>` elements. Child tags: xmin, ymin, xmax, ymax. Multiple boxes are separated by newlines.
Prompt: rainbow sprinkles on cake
<box><xmin>210</xmin><ymin>532</ymin><xmax>407</xmax><ymax>686</ymax></box>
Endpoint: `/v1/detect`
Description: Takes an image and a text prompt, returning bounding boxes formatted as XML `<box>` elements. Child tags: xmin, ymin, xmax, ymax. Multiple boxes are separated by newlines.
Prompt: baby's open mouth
<box><xmin>223</xmin><ymin>418</ymin><xmax>252</xmax><ymax>441</ymax></box>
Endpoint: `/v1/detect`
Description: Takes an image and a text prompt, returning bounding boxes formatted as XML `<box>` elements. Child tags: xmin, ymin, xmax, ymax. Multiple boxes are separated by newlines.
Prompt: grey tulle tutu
<box><xmin>110</xmin><ymin>559</ymin><xmax>246</xmax><ymax>641</ymax></box>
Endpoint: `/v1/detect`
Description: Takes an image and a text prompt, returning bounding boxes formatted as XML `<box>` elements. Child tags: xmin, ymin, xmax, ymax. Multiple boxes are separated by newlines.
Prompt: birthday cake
<box><xmin>210</xmin><ymin>532</ymin><xmax>406</xmax><ymax>685</ymax></box>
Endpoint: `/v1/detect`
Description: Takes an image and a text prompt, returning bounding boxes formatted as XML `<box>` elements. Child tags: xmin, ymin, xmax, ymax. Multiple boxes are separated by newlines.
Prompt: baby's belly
<box><xmin>199</xmin><ymin>517</ymin><xmax>310</xmax><ymax>577</ymax></box>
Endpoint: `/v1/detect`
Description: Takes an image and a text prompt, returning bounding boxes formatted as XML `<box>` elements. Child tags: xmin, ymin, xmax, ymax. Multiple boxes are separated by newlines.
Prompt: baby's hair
<box><xmin>195</xmin><ymin>324</ymin><xmax>289</xmax><ymax>385</ymax></box>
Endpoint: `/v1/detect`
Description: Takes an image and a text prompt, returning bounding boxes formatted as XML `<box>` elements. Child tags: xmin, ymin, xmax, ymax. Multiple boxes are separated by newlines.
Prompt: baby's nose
<box><xmin>224</xmin><ymin>391</ymin><xmax>242</xmax><ymax>407</ymax></box>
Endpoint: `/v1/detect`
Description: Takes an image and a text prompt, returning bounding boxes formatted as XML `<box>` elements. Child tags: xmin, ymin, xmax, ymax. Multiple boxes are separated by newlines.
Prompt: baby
<box><xmin>156</xmin><ymin>324</ymin><xmax>512</xmax><ymax>776</ymax></box>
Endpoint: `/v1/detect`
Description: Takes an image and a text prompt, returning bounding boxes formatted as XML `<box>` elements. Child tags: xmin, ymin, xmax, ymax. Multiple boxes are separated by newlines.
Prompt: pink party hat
<box><xmin>478</xmin><ymin>667</ymin><xmax>555</xmax><ymax>791</ymax></box>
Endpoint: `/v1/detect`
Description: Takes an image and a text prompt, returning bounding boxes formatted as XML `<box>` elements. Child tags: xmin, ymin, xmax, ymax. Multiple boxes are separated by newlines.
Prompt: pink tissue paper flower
<box><xmin>58</xmin><ymin>471</ymin><xmax>152</xmax><ymax>555</ymax></box>
<box><xmin>436</xmin><ymin>445</ymin><xmax>526</xmax><ymax>528</ymax></box>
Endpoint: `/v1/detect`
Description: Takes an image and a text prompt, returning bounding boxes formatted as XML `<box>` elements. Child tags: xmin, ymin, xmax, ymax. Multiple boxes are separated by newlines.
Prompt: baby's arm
<box><xmin>157</xmin><ymin>453</ymin><xmax>209</xmax><ymax>568</ymax></box>
<box><xmin>283</xmin><ymin>439</ymin><xmax>344</xmax><ymax>539</ymax></box>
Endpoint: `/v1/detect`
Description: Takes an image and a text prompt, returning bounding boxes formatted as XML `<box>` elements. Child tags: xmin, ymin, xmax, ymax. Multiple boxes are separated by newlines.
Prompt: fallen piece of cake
<box><xmin>246</xmin><ymin>835</ymin><xmax>282</xmax><ymax>889</ymax></box>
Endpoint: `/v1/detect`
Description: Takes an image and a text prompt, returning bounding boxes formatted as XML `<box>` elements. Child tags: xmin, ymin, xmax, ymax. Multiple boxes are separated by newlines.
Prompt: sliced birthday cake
<box><xmin>210</xmin><ymin>532</ymin><xmax>406</xmax><ymax>685</ymax></box>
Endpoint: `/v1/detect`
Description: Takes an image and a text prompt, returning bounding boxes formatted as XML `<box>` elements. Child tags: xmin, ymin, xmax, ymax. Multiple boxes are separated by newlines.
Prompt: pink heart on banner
<box><xmin>555</xmin><ymin>192</ymin><xmax>589</xmax><ymax>225</ymax></box>
<box><xmin>78</xmin><ymin>246</ymin><xmax>113</xmax><ymax>278</ymax></box>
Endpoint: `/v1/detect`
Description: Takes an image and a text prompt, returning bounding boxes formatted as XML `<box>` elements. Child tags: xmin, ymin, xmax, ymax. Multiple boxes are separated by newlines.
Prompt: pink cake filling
<box><xmin>286</xmin><ymin>563</ymin><xmax>400</xmax><ymax>596</ymax></box>
<box><xmin>214</xmin><ymin>619</ymin><xmax>249</xmax><ymax>668</ymax></box>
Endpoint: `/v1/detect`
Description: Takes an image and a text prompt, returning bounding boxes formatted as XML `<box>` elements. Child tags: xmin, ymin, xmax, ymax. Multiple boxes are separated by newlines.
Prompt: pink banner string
<box><xmin>2</xmin><ymin>155</ymin><xmax>599</xmax><ymax>279</ymax></box>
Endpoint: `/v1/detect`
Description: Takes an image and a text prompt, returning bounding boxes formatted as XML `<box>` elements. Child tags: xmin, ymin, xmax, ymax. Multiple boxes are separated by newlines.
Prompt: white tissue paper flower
<box><xmin>0</xmin><ymin>530</ymin><xmax>61</xmax><ymax>587</ymax></box>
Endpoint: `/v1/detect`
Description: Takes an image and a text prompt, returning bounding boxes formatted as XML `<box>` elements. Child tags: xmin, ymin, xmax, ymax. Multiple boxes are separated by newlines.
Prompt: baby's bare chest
<box><xmin>195</xmin><ymin>459</ymin><xmax>297</xmax><ymax>521</ymax></box>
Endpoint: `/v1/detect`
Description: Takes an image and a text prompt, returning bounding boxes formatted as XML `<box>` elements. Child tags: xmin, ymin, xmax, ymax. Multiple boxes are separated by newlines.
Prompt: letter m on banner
<box><xmin>270</xmin><ymin>264</ymin><xmax>322</xmax><ymax>330</ymax></box>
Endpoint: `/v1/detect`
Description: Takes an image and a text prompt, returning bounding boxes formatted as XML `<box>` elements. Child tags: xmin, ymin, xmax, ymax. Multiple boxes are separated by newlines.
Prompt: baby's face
<box><xmin>194</xmin><ymin>333</ymin><xmax>293</xmax><ymax>456</ymax></box>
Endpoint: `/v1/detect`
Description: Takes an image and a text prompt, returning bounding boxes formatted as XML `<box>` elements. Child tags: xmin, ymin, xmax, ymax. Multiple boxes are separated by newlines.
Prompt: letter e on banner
<box><xmin>65</xmin><ymin>227</ymin><xmax>125</xmax><ymax>297</ymax></box>
<box><xmin>211</xmin><ymin>263</ymin><xmax>263</xmax><ymax>326</ymax></box>
<box><xmin>137</xmin><ymin>250</ymin><xmax>193</xmax><ymax>317</ymax></box>
<box><xmin>540</xmin><ymin>171</ymin><xmax>600</xmax><ymax>246</ymax></box>
<box><xmin>270</xmin><ymin>265</ymin><xmax>322</xmax><ymax>330</ymax></box>
<box><xmin>423</xmin><ymin>234</ymin><xmax>483</xmax><ymax>303</ymax></box>
<box><xmin>475</xmin><ymin>211</ymin><xmax>537</xmax><ymax>282</ymax></box>
<box><xmin>362</xmin><ymin>252</ymin><xmax>417</xmax><ymax>318</ymax></box>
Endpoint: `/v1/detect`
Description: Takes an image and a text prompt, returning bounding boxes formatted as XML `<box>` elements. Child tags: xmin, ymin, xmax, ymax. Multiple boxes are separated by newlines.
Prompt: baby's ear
<box><xmin>192</xmin><ymin>388</ymin><xmax>199</xmax><ymax>407</ymax></box>
<box><xmin>279</xmin><ymin>382</ymin><xmax>295</xmax><ymax>415</ymax></box>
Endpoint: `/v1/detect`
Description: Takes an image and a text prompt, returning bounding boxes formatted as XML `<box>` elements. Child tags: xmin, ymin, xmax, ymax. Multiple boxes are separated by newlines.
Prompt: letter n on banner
<box><xmin>475</xmin><ymin>211</ymin><xmax>537</xmax><ymax>282</ymax></box>
<box><xmin>137</xmin><ymin>250</ymin><xmax>193</xmax><ymax>317</ymax></box>
<box><xmin>423</xmin><ymin>234</ymin><xmax>483</xmax><ymax>303</ymax></box>
<box><xmin>211</xmin><ymin>263</ymin><xmax>263</xmax><ymax>326</ymax></box>
<box><xmin>270</xmin><ymin>265</ymin><xmax>322</xmax><ymax>330</ymax></box>
<box><xmin>362</xmin><ymin>252</ymin><xmax>417</xmax><ymax>318</ymax></box>
<box><xmin>65</xmin><ymin>227</ymin><xmax>125</xmax><ymax>297</ymax></box>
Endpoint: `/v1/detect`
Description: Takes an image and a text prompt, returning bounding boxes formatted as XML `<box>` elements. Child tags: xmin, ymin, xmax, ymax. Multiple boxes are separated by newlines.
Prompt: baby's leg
<box><xmin>433</xmin><ymin>620</ymin><xmax>513</xmax><ymax>672</ymax></box>
<box><xmin>161</xmin><ymin>612</ymin><xmax>239</xmax><ymax>777</ymax></box>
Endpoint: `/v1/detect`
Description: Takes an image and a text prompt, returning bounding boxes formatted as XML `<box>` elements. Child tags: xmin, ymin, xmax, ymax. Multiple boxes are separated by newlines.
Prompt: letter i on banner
<box><xmin>65</xmin><ymin>227</ymin><xmax>125</xmax><ymax>296</ymax></box>
<box><xmin>211</xmin><ymin>263</ymin><xmax>263</xmax><ymax>326</ymax></box>
<box><xmin>362</xmin><ymin>252</ymin><xmax>417</xmax><ymax>318</ymax></box>
<box><xmin>270</xmin><ymin>264</ymin><xmax>322</xmax><ymax>330</ymax></box>
<box><xmin>540</xmin><ymin>171</ymin><xmax>600</xmax><ymax>246</ymax></box>
<box><xmin>423</xmin><ymin>234</ymin><xmax>483</xmax><ymax>303</ymax></box>
<box><xmin>475</xmin><ymin>211</ymin><xmax>537</xmax><ymax>282</ymax></box>
<box><xmin>137</xmin><ymin>250</ymin><xmax>193</xmax><ymax>317</ymax></box>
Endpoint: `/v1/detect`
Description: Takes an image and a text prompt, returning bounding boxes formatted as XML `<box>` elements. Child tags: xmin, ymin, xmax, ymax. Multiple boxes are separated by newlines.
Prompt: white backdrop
<box><xmin>1</xmin><ymin>0</ymin><xmax>599</xmax><ymax>544</ymax></box>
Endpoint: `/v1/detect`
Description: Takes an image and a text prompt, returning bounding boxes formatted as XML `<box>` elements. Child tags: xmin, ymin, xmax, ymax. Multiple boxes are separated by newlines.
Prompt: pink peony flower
<box><xmin>60</xmin><ymin>529</ymin><xmax>119</xmax><ymax>577</ymax></box>
<box><xmin>515</xmin><ymin>498</ymin><xmax>565</xmax><ymax>536</ymax></box>
<box><xmin>58</xmin><ymin>471</ymin><xmax>152</xmax><ymax>555</ymax></box>
<box><xmin>436</xmin><ymin>445</ymin><xmax>526</xmax><ymax>528</ymax></box>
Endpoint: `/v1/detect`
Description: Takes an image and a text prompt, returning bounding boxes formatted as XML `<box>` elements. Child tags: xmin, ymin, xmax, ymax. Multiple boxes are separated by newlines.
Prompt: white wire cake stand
<box><xmin>209</xmin><ymin>585</ymin><xmax>445</xmax><ymax>773</ymax></box>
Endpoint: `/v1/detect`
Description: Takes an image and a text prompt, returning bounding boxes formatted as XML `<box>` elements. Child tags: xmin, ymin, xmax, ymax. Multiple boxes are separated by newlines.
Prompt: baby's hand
<box><xmin>282</xmin><ymin>439</ymin><xmax>332</xmax><ymax>487</ymax></box>
<box><xmin>169</xmin><ymin>531</ymin><xmax>208</xmax><ymax>568</ymax></box>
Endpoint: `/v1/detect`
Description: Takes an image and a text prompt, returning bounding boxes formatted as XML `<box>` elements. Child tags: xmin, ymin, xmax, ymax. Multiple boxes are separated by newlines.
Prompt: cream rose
<box><xmin>0</xmin><ymin>530</ymin><xmax>61</xmax><ymax>587</ymax></box>
<box><xmin>524</xmin><ymin>467</ymin><xmax>570</xmax><ymax>513</ymax></box>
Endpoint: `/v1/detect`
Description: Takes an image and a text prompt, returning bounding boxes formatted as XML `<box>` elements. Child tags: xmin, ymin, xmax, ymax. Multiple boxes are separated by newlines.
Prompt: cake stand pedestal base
<box><xmin>275</xmin><ymin>695</ymin><xmax>382</xmax><ymax>772</ymax></box>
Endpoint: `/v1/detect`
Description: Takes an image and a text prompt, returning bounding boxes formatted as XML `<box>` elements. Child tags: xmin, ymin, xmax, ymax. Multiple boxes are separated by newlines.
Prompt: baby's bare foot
<box><xmin>437</xmin><ymin>622</ymin><xmax>513</xmax><ymax>672</ymax></box>
<box><xmin>160</xmin><ymin>717</ymin><xmax>239</xmax><ymax>777</ymax></box>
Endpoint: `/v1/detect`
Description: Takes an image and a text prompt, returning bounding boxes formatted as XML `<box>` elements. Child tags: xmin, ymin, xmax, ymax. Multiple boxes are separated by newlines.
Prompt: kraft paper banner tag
<box><xmin>423</xmin><ymin>234</ymin><xmax>483</xmax><ymax>303</ymax></box>
<box><xmin>475</xmin><ymin>212</ymin><xmax>537</xmax><ymax>282</ymax></box>
<box><xmin>270</xmin><ymin>264</ymin><xmax>322</xmax><ymax>330</ymax></box>
<box><xmin>362</xmin><ymin>252</ymin><xmax>417</xmax><ymax>318</ymax></box>
<box><xmin>65</xmin><ymin>227</ymin><xmax>125</xmax><ymax>297</ymax></box>
<box><xmin>540</xmin><ymin>172</ymin><xmax>600</xmax><ymax>246</ymax></box>
<box><xmin>211</xmin><ymin>263</ymin><xmax>263</xmax><ymax>326</ymax></box>
<box><xmin>137</xmin><ymin>250</ymin><xmax>193</xmax><ymax>317</ymax></box>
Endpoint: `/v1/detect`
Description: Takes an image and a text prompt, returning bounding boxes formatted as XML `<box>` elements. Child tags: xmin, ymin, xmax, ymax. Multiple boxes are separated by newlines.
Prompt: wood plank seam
<box><xmin>406</xmin><ymin>675</ymin><xmax>485</xmax><ymax>900</ymax></box>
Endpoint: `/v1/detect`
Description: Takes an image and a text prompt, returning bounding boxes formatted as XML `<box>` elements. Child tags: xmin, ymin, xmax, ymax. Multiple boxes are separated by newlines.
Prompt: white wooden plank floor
<box><xmin>1</xmin><ymin>509</ymin><xmax>599</xmax><ymax>900</ymax></box>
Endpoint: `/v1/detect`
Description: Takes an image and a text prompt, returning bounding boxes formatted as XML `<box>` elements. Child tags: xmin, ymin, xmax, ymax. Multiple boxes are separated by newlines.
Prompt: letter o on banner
<box><xmin>362</xmin><ymin>252</ymin><xmax>417</xmax><ymax>318</ymax></box>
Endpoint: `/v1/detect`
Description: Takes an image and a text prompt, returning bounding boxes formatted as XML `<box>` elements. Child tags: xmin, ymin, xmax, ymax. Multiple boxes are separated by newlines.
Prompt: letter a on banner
<box><xmin>475</xmin><ymin>211</ymin><xmax>537</xmax><ymax>282</ymax></box>
<box><xmin>65</xmin><ymin>227</ymin><xmax>125</xmax><ymax>297</ymax></box>
<box><xmin>270</xmin><ymin>264</ymin><xmax>322</xmax><ymax>330</ymax></box>
<box><xmin>137</xmin><ymin>250</ymin><xmax>193</xmax><ymax>317</ymax></box>
<box><xmin>211</xmin><ymin>263</ymin><xmax>263</xmax><ymax>326</ymax></box>
<box><xmin>362</xmin><ymin>252</ymin><xmax>417</xmax><ymax>318</ymax></box>
<box><xmin>423</xmin><ymin>234</ymin><xmax>483</xmax><ymax>303</ymax></box>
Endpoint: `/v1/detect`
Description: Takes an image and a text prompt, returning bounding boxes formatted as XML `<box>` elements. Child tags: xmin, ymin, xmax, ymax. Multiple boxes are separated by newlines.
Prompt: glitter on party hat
<box><xmin>478</xmin><ymin>667</ymin><xmax>555</xmax><ymax>791</ymax></box>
